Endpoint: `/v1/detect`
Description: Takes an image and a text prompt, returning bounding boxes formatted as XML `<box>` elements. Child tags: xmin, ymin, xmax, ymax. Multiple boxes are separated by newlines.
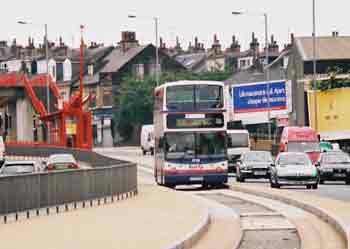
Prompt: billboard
<box><xmin>232</xmin><ymin>81</ymin><xmax>288</xmax><ymax>113</ymax></box>
<box><xmin>230</xmin><ymin>80</ymin><xmax>292</xmax><ymax>125</ymax></box>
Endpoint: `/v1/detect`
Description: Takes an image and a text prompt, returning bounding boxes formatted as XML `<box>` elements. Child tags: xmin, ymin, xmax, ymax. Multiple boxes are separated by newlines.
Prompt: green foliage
<box><xmin>312</xmin><ymin>66</ymin><xmax>350</xmax><ymax>91</ymax></box>
<box><xmin>115</xmin><ymin>70</ymin><xmax>233</xmax><ymax>141</ymax></box>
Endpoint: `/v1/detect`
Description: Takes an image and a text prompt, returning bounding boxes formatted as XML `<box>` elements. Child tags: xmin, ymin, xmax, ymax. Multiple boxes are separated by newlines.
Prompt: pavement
<box><xmin>231</xmin><ymin>183</ymin><xmax>349</xmax><ymax>248</ymax></box>
<box><xmin>0</xmin><ymin>183</ymin><xmax>208</xmax><ymax>249</ymax></box>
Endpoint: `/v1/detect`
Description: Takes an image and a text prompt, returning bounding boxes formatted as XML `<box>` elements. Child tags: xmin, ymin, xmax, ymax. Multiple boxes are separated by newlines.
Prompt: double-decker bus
<box><xmin>154</xmin><ymin>81</ymin><xmax>228</xmax><ymax>188</ymax></box>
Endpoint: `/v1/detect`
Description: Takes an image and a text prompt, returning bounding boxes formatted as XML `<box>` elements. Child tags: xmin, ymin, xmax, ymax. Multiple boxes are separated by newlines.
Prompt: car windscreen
<box><xmin>278</xmin><ymin>154</ymin><xmax>311</xmax><ymax>166</ymax></box>
<box><xmin>2</xmin><ymin>165</ymin><xmax>34</xmax><ymax>174</ymax></box>
<box><xmin>243</xmin><ymin>152</ymin><xmax>272</xmax><ymax>162</ymax></box>
<box><xmin>287</xmin><ymin>142</ymin><xmax>320</xmax><ymax>153</ymax></box>
<box><xmin>228</xmin><ymin>133</ymin><xmax>249</xmax><ymax>148</ymax></box>
<box><xmin>321</xmin><ymin>153</ymin><xmax>350</xmax><ymax>164</ymax></box>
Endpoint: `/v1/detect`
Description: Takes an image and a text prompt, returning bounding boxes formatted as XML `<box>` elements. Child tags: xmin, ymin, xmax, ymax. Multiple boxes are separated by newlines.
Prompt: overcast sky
<box><xmin>3</xmin><ymin>0</ymin><xmax>350</xmax><ymax>50</ymax></box>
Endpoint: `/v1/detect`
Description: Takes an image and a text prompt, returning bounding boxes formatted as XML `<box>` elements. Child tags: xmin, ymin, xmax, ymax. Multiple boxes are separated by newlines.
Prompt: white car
<box><xmin>270</xmin><ymin>152</ymin><xmax>319</xmax><ymax>189</ymax></box>
<box><xmin>0</xmin><ymin>160</ymin><xmax>40</xmax><ymax>176</ymax></box>
<box><xmin>46</xmin><ymin>154</ymin><xmax>78</xmax><ymax>171</ymax></box>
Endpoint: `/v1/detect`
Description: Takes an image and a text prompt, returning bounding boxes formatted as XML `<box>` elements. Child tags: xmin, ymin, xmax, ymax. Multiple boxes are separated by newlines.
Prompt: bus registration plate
<box><xmin>190</xmin><ymin>177</ymin><xmax>204</xmax><ymax>181</ymax></box>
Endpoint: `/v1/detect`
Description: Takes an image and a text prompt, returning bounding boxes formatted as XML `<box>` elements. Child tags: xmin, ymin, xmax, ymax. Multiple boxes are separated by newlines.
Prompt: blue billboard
<box><xmin>232</xmin><ymin>81</ymin><xmax>287</xmax><ymax>113</ymax></box>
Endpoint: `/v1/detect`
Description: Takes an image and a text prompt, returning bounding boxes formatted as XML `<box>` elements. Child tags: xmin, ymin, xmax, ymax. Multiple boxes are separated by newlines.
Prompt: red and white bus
<box><xmin>279</xmin><ymin>126</ymin><xmax>320</xmax><ymax>164</ymax></box>
<box><xmin>154</xmin><ymin>81</ymin><xmax>228</xmax><ymax>188</ymax></box>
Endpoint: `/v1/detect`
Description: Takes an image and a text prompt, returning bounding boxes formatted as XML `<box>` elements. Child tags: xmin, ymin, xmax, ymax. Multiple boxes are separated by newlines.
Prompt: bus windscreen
<box><xmin>166</xmin><ymin>85</ymin><xmax>223</xmax><ymax>111</ymax></box>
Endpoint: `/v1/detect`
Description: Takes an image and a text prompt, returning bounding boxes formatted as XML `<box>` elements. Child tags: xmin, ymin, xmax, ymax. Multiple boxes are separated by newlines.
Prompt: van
<box><xmin>227</xmin><ymin>130</ymin><xmax>250</xmax><ymax>172</ymax></box>
<box><xmin>279</xmin><ymin>126</ymin><xmax>320</xmax><ymax>164</ymax></box>
<box><xmin>0</xmin><ymin>136</ymin><xmax>4</xmax><ymax>166</ymax></box>
<box><xmin>140</xmin><ymin>125</ymin><xmax>154</xmax><ymax>155</ymax></box>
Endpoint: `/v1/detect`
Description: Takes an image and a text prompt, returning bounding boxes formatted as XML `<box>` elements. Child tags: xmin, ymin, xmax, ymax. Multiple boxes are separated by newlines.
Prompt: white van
<box><xmin>140</xmin><ymin>125</ymin><xmax>154</xmax><ymax>155</ymax></box>
<box><xmin>227</xmin><ymin>130</ymin><xmax>250</xmax><ymax>172</ymax></box>
<box><xmin>0</xmin><ymin>136</ymin><xmax>5</xmax><ymax>166</ymax></box>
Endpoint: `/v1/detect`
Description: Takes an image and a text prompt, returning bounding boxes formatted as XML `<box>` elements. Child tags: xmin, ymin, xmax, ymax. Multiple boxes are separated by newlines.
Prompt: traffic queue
<box><xmin>232</xmin><ymin>126</ymin><xmax>350</xmax><ymax>189</ymax></box>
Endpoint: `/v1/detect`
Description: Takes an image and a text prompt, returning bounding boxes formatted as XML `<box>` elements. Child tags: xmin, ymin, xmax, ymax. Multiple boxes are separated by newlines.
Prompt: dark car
<box><xmin>236</xmin><ymin>151</ymin><xmax>273</xmax><ymax>182</ymax></box>
<box><xmin>317</xmin><ymin>152</ymin><xmax>350</xmax><ymax>184</ymax></box>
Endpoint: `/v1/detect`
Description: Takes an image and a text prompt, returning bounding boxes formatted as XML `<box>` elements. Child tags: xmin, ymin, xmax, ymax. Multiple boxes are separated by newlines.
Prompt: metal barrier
<box><xmin>5</xmin><ymin>145</ymin><xmax>125</xmax><ymax>167</ymax></box>
<box><xmin>0</xmin><ymin>163</ymin><xmax>137</xmax><ymax>217</ymax></box>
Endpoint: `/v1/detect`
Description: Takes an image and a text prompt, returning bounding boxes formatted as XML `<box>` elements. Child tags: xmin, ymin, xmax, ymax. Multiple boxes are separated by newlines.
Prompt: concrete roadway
<box><xmin>96</xmin><ymin>146</ymin><xmax>350</xmax><ymax>202</ymax></box>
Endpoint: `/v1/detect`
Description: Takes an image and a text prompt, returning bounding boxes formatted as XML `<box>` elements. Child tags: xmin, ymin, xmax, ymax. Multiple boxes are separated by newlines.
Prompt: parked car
<box><xmin>317</xmin><ymin>151</ymin><xmax>350</xmax><ymax>184</ymax></box>
<box><xmin>0</xmin><ymin>136</ymin><xmax>5</xmax><ymax>166</ymax></box>
<box><xmin>270</xmin><ymin>152</ymin><xmax>319</xmax><ymax>189</ymax></box>
<box><xmin>46</xmin><ymin>154</ymin><xmax>78</xmax><ymax>171</ymax></box>
<box><xmin>236</xmin><ymin>151</ymin><xmax>273</xmax><ymax>182</ymax></box>
<box><xmin>0</xmin><ymin>160</ymin><xmax>39</xmax><ymax>176</ymax></box>
<box><xmin>140</xmin><ymin>125</ymin><xmax>154</xmax><ymax>155</ymax></box>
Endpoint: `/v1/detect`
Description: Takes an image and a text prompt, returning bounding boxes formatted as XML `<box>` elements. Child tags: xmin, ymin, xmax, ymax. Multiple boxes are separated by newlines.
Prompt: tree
<box><xmin>115</xmin><ymin>70</ymin><xmax>233</xmax><ymax>143</ymax></box>
<box><xmin>115</xmin><ymin>76</ymin><xmax>155</xmax><ymax>143</ymax></box>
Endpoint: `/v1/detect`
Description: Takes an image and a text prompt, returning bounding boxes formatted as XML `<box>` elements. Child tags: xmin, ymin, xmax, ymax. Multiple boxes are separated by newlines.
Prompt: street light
<box><xmin>312</xmin><ymin>0</ymin><xmax>318</xmax><ymax>132</ymax></box>
<box><xmin>18</xmin><ymin>21</ymin><xmax>50</xmax><ymax>143</ymax></box>
<box><xmin>232</xmin><ymin>11</ymin><xmax>271</xmax><ymax>141</ymax></box>
<box><xmin>128</xmin><ymin>15</ymin><xmax>160</xmax><ymax>86</ymax></box>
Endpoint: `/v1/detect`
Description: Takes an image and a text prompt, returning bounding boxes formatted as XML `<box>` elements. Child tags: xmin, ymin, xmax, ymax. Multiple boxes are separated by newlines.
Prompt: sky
<box><xmin>3</xmin><ymin>0</ymin><xmax>350</xmax><ymax>51</ymax></box>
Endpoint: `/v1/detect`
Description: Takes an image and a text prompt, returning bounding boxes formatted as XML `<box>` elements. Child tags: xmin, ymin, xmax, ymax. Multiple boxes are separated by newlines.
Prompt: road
<box><xmin>97</xmin><ymin>146</ymin><xmax>350</xmax><ymax>202</ymax></box>
<box><xmin>96</xmin><ymin>146</ymin><xmax>347</xmax><ymax>249</ymax></box>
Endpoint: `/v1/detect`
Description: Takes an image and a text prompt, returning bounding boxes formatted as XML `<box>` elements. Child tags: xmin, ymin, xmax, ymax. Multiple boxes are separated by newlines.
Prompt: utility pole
<box><xmin>312</xmin><ymin>0</ymin><xmax>318</xmax><ymax>132</ymax></box>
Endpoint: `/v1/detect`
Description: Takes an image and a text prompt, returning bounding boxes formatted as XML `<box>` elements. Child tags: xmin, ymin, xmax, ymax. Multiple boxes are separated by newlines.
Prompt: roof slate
<box><xmin>296</xmin><ymin>36</ymin><xmax>350</xmax><ymax>61</ymax></box>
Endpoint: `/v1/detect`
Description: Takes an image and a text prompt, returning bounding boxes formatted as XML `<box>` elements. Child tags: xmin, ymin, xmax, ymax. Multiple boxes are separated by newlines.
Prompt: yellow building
<box><xmin>308</xmin><ymin>87</ymin><xmax>350</xmax><ymax>140</ymax></box>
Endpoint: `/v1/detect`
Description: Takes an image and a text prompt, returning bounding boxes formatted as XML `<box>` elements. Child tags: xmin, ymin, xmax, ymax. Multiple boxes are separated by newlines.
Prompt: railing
<box><xmin>0</xmin><ymin>144</ymin><xmax>138</xmax><ymax>220</ymax></box>
<box><xmin>0</xmin><ymin>163</ymin><xmax>137</xmax><ymax>217</ymax></box>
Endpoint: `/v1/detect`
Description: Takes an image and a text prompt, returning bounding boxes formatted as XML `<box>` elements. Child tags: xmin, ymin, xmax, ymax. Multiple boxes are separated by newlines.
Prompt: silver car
<box><xmin>0</xmin><ymin>160</ymin><xmax>41</xmax><ymax>176</ymax></box>
<box><xmin>270</xmin><ymin>152</ymin><xmax>319</xmax><ymax>189</ymax></box>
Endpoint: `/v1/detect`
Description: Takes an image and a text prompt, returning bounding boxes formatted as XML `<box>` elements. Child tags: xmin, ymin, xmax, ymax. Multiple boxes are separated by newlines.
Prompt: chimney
<box><xmin>0</xmin><ymin>40</ymin><xmax>7</xmax><ymax>48</ymax></box>
<box><xmin>250</xmin><ymin>32</ymin><xmax>259</xmax><ymax>52</ymax></box>
<box><xmin>195</xmin><ymin>37</ymin><xmax>198</xmax><ymax>49</ymax></box>
<box><xmin>268</xmin><ymin>35</ymin><xmax>279</xmax><ymax>53</ymax></box>
<box><xmin>332</xmin><ymin>31</ymin><xmax>339</xmax><ymax>37</ymax></box>
<box><xmin>229</xmin><ymin>35</ymin><xmax>240</xmax><ymax>53</ymax></box>
<box><xmin>211</xmin><ymin>34</ymin><xmax>222</xmax><ymax>54</ymax></box>
<box><xmin>119</xmin><ymin>31</ymin><xmax>139</xmax><ymax>52</ymax></box>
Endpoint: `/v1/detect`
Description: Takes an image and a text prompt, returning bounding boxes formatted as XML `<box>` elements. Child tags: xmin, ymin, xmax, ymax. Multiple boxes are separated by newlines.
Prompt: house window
<box><xmin>103</xmin><ymin>88</ymin><xmax>113</xmax><ymax>107</ymax></box>
<box><xmin>89</xmin><ymin>90</ymin><xmax>97</xmax><ymax>108</ymax></box>
<box><xmin>88</xmin><ymin>64</ymin><xmax>94</xmax><ymax>76</ymax></box>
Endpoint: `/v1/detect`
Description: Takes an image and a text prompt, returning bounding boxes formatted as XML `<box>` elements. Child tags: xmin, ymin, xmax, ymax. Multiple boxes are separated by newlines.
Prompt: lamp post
<box><xmin>312</xmin><ymin>0</ymin><xmax>318</xmax><ymax>132</ymax></box>
<box><xmin>128</xmin><ymin>15</ymin><xmax>160</xmax><ymax>86</ymax></box>
<box><xmin>232</xmin><ymin>11</ymin><xmax>271</xmax><ymax>140</ymax></box>
<box><xmin>18</xmin><ymin>21</ymin><xmax>50</xmax><ymax>143</ymax></box>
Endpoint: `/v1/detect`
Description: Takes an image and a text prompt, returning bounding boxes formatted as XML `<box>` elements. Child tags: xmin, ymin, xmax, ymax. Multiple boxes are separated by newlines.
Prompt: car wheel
<box><xmin>306</xmin><ymin>185</ymin><xmax>312</xmax><ymax>189</ymax></box>
<box><xmin>142</xmin><ymin>149</ymin><xmax>146</xmax><ymax>155</ymax></box>
<box><xmin>312</xmin><ymin>184</ymin><xmax>318</xmax><ymax>189</ymax></box>
<box><xmin>270</xmin><ymin>177</ymin><xmax>275</xmax><ymax>188</ymax></box>
<box><xmin>241</xmin><ymin>177</ymin><xmax>245</xmax><ymax>183</ymax></box>
<box><xmin>150</xmin><ymin>148</ymin><xmax>154</xmax><ymax>155</ymax></box>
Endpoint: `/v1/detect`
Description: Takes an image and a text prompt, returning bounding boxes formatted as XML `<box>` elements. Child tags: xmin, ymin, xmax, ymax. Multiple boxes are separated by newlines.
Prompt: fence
<box><xmin>0</xmin><ymin>163</ymin><xmax>137</xmax><ymax>217</ymax></box>
<box><xmin>1</xmin><ymin>144</ymin><xmax>138</xmax><ymax>219</ymax></box>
